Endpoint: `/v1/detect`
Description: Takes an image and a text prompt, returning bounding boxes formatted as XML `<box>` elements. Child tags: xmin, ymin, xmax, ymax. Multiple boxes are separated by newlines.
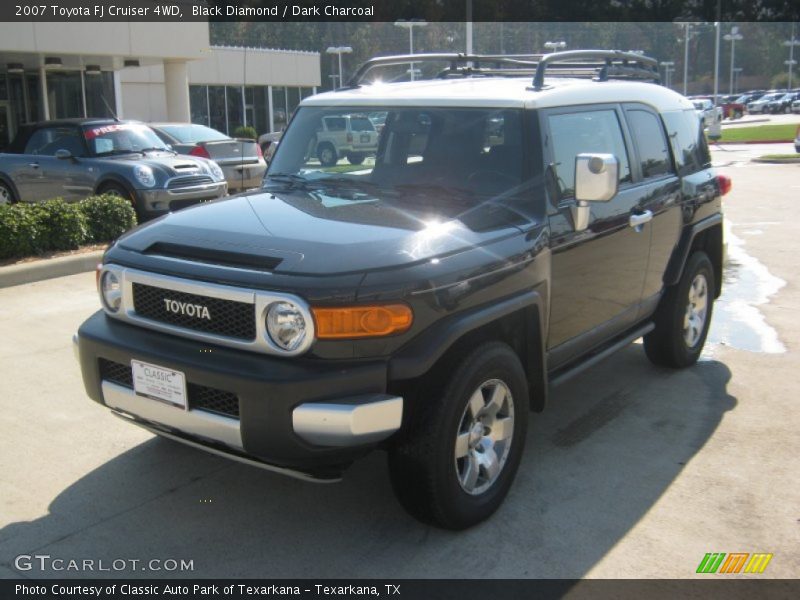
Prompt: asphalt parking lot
<box><xmin>1</xmin><ymin>154</ymin><xmax>798</xmax><ymax>580</ymax></box>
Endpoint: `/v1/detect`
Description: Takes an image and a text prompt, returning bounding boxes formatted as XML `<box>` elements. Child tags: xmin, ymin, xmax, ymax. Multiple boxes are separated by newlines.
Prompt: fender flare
<box><xmin>663</xmin><ymin>213</ymin><xmax>723</xmax><ymax>288</ymax></box>
<box><xmin>389</xmin><ymin>288</ymin><xmax>549</xmax><ymax>412</ymax></box>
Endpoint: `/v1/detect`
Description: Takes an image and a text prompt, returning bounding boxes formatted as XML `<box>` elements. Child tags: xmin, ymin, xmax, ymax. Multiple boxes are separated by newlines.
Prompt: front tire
<box><xmin>644</xmin><ymin>251</ymin><xmax>715</xmax><ymax>368</ymax></box>
<box><xmin>388</xmin><ymin>342</ymin><xmax>529</xmax><ymax>529</ymax></box>
<box><xmin>346</xmin><ymin>152</ymin><xmax>366</xmax><ymax>165</ymax></box>
<box><xmin>0</xmin><ymin>180</ymin><xmax>17</xmax><ymax>205</ymax></box>
<box><xmin>317</xmin><ymin>143</ymin><xmax>337</xmax><ymax>167</ymax></box>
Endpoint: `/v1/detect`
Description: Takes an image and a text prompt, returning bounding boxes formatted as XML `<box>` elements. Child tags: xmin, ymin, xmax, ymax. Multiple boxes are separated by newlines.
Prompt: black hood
<box><xmin>117</xmin><ymin>189</ymin><xmax>530</xmax><ymax>276</ymax></box>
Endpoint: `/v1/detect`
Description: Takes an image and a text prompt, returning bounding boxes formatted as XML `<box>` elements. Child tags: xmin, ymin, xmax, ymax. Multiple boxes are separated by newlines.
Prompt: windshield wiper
<box><xmin>263</xmin><ymin>172</ymin><xmax>314</xmax><ymax>189</ymax></box>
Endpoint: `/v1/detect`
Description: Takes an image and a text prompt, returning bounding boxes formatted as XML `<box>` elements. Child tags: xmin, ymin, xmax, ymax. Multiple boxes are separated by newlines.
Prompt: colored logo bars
<box><xmin>696</xmin><ymin>553</ymin><xmax>773</xmax><ymax>574</ymax></box>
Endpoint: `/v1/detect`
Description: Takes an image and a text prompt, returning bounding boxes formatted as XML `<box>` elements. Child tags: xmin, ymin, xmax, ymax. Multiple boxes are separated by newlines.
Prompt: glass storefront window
<box><xmin>226</xmin><ymin>85</ymin><xmax>243</xmax><ymax>134</ymax></box>
<box><xmin>85</xmin><ymin>72</ymin><xmax>116</xmax><ymax>118</ymax></box>
<box><xmin>208</xmin><ymin>86</ymin><xmax>226</xmax><ymax>133</ymax></box>
<box><xmin>272</xmin><ymin>86</ymin><xmax>287</xmax><ymax>132</ymax></box>
<box><xmin>46</xmin><ymin>71</ymin><xmax>83</xmax><ymax>119</ymax></box>
<box><xmin>26</xmin><ymin>74</ymin><xmax>41</xmax><ymax>122</ymax></box>
<box><xmin>189</xmin><ymin>85</ymin><xmax>209</xmax><ymax>126</ymax></box>
<box><xmin>253</xmin><ymin>86</ymin><xmax>268</xmax><ymax>135</ymax></box>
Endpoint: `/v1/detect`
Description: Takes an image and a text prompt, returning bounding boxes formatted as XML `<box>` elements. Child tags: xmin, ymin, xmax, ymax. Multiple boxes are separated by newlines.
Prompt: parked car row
<box><xmin>687</xmin><ymin>88</ymin><xmax>800</xmax><ymax>120</ymax></box>
<box><xmin>0</xmin><ymin>119</ymin><xmax>268</xmax><ymax>220</ymax></box>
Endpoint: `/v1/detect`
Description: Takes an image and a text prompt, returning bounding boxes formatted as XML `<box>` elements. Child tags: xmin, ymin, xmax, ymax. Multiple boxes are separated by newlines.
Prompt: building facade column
<box><xmin>163</xmin><ymin>59</ymin><xmax>191</xmax><ymax>122</ymax></box>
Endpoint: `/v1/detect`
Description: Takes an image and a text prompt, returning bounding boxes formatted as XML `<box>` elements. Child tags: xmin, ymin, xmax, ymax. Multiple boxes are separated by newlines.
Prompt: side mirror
<box><xmin>571</xmin><ymin>153</ymin><xmax>619</xmax><ymax>232</ymax></box>
<box><xmin>575</xmin><ymin>153</ymin><xmax>618</xmax><ymax>202</ymax></box>
<box><xmin>54</xmin><ymin>149</ymin><xmax>73</xmax><ymax>160</ymax></box>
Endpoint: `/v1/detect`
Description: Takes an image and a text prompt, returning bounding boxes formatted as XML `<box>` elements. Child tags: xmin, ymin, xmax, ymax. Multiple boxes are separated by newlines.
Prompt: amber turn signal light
<box><xmin>312</xmin><ymin>304</ymin><xmax>413</xmax><ymax>339</ymax></box>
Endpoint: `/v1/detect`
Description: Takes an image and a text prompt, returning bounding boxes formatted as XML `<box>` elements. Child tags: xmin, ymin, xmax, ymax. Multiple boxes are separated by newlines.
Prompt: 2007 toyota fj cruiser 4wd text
<box><xmin>75</xmin><ymin>51</ymin><xmax>729</xmax><ymax>529</ymax></box>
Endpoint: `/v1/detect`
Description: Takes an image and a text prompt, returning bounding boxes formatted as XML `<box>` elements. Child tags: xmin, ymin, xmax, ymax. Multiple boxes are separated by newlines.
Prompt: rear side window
<box><xmin>323</xmin><ymin>117</ymin><xmax>346</xmax><ymax>132</ymax></box>
<box><xmin>547</xmin><ymin>109</ymin><xmax>631</xmax><ymax>199</ymax></box>
<box><xmin>662</xmin><ymin>109</ymin><xmax>711</xmax><ymax>176</ymax></box>
<box><xmin>24</xmin><ymin>127</ymin><xmax>84</xmax><ymax>156</ymax></box>
<box><xmin>626</xmin><ymin>110</ymin><xmax>672</xmax><ymax>179</ymax></box>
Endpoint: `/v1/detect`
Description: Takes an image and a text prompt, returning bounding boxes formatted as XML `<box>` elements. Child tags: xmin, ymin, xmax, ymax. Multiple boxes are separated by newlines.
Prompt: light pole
<box><xmin>732</xmin><ymin>67</ymin><xmax>742</xmax><ymax>94</ymax></box>
<box><xmin>660</xmin><ymin>61</ymin><xmax>675</xmax><ymax>88</ymax></box>
<box><xmin>784</xmin><ymin>24</ymin><xmax>800</xmax><ymax>90</ymax></box>
<box><xmin>325</xmin><ymin>46</ymin><xmax>352</xmax><ymax>90</ymax></box>
<box><xmin>723</xmin><ymin>26</ymin><xmax>743</xmax><ymax>96</ymax></box>
<box><xmin>395</xmin><ymin>20</ymin><xmax>428</xmax><ymax>81</ymax></box>
<box><xmin>544</xmin><ymin>40</ymin><xmax>567</xmax><ymax>52</ymax></box>
<box><xmin>678</xmin><ymin>22</ymin><xmax>700</xmax><ymax>95</ymax></box>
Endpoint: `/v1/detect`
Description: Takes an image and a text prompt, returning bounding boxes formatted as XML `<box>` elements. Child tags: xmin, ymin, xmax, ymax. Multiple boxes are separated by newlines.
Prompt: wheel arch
<box><xmin>664</xmin><ymin>214</ymin><xmax>723</xmax><ymax>298</ymax></box>
<box><xmin>94</xmin><ymin>175</ymin><xmax>137</xmax><ymax>199</ymax></box>
<box><xmin>389</xmin><ymin>289</ymin><xmax>548</xmax><ymax>413</ymax></box>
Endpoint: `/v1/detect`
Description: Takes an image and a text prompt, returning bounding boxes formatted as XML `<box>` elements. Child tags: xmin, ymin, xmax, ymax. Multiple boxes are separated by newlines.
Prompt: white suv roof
<box><xmin>303</xmin><ymin>76</ymin><xmax>693</xmax><ymax>113</ymax></box>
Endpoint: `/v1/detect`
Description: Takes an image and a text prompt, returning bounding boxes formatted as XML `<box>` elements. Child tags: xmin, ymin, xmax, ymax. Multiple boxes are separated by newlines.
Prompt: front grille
<box><xmin>188</xmin><ymin>383</ymin><xmax>240</xmax><ymax>418</ymax></box>
<box><xmin>167</xmin><ymin>174</ymin><xmax>213</xmax><ymax>189</ymax></box>
<box><xmin>98</xmin><ymin>359</ymin><xmax>240</xmax><ymax>418</ymax></box>
<box><xmin>99</xmin><ymin>358</ymin><xmax>133</xmax><ymax>387</ymax></box>
<box><xmin>132</xmin><ymin>283</ymin><xmax>256</xmax><ymax>341</ymax></box>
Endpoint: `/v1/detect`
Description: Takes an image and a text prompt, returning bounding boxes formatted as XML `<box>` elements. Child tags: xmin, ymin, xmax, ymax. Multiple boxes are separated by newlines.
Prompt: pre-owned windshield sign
<box><xmin>84</xmin><ymin>124</ymin><xmax>141</xmax><ymax>139</ymax></box>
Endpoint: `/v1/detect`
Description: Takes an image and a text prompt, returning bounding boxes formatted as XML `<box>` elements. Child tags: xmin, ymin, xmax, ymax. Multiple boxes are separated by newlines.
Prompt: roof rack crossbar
<box><xmin>532</xmin><ymin>50</ymin><xmax>659</xmax><ymax>90</ymax></box>
<box><xmin>346</xmin><ymin>53</ymin><xmax>544</xmax><ymax>87</ymax></box>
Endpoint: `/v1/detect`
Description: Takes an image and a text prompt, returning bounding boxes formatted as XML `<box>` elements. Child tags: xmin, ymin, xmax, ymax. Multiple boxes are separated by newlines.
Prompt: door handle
<box><xmin>28</xmin><ymin>163</ymin><xmax>40</xmax><ymax>169</ymax></box>
<box><xmin>629</xmin><ymin>210</ymin><xmax>653</xmax><ymax>228</ymax></box>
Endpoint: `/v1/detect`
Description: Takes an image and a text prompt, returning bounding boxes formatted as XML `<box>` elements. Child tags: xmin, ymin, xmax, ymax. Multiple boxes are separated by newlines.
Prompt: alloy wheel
<box><xmin>454</xmin><ymin>379</ymin><xmax>515</xmax><ymax>495</ymax></box>
<box><xmin>683</xmin><ymin>273</ymin><xmax>708</xmax><ymax>348</ymax></box>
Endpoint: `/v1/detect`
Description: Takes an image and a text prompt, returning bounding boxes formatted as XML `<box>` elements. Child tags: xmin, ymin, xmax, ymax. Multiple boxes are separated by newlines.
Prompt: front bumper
<box><xmin>75</xmin><ymin>312</ymin><xmax>402</xmax><ymax>476</ymax></box>
<box><xmin>137</xmin><ymin>181</ymin><xmax>228</xmax><ymax>217</ymax></box>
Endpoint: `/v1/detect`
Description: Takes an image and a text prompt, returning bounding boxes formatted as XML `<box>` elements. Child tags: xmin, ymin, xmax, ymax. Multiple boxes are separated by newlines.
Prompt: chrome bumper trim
<box><xmin>101</xmin><ymin>380</ymin><xmax>243</xmax><ymax>450</ymax></box>
<box><xmin>292</xmin><ymin>395</ymin><xmax>403</xmax><ymax>447</ymax></box>
<box><xmin>112</xmin><ymin>412</ymin><xmax>341</xmax><ymax>484</ymax></box>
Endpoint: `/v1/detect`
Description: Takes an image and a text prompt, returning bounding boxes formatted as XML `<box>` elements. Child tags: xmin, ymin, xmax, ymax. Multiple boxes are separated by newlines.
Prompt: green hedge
<box><xmin>232</xmin><ymin>125</ymin><xmax>258</xmax><ymax>140</ymax></box>
<box><xmin>0</xmin><ymin>194</ymin><xmax>136</xmax><ymax>260</ymax></box>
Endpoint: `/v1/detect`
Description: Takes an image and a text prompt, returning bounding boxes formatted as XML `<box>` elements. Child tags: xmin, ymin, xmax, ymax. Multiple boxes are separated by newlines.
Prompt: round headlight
<box><xmin>266</xmin><ymin>302</ymin><xmax>308</xmax><ymax>352</ymax></box>
<box><xmin>134</xmin><ymin>165</ymin><xmax>156</xmax><ymax>188</ymax></box>
<box><xmin>101</xmin><ymin>271</ymin><xmax>122</xmax><ymax>312</ymax></box>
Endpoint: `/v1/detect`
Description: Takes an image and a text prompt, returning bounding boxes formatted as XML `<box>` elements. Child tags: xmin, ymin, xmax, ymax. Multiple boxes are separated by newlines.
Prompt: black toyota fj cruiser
<box><xmin>75</xmin><ymin>51</ymin><xmax>728</xmax><ymax>529</ymax></box>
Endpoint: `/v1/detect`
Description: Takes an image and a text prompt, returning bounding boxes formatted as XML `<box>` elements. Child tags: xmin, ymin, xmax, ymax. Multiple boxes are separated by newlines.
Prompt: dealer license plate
<box><xmin>360</xmin><ymin>134</ymin><xmax>370</xmax><ymax>143</ymax></box>
<box><xmin>131</xmin><ymin>360</ymin><xmax>187</xmax><ymax>409</ymax></box>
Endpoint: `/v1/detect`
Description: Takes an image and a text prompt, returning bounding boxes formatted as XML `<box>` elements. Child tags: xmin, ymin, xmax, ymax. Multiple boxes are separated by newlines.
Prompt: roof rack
<box><xmin>531</xmin><ymin>50</ymin><xmax>660</xmax><ymax>90</ymax></box>
<box><xmin>346</xmin><ymin>53</ymin><xmax>542</xmax><ymax>87</ymax></box>
<box><xmin>345</xmin><ymin>50</ymin><xmax>660</xmax><ymax>89</ymax></box>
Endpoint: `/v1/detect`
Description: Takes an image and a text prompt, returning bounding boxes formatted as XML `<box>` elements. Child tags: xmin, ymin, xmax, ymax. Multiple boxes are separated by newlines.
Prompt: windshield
<box><xmin>158</xmin><ymin>124</ymin><xmax>230</xmax><ymax>143</ymax></box>
<box><xmin>83</xmin><ymin>122</ymin><xmax>171</xmax><ymax>156</ymax></box>
<box><xmin>267</xmin><ymin>106</ymin><xmax>524</xmax><ymax>201</ymax></box>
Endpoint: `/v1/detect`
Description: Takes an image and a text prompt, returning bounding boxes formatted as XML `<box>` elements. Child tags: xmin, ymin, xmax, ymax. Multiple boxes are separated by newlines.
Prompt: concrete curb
<box><xmin>0</xmin><ymin>250</ymin><xmax>103</xmax><ymax>288</ymax></box>
<box><xmin>752</xmin><ymin>157</ymin><xmax>800</xmax><ymax>164</ymax></box>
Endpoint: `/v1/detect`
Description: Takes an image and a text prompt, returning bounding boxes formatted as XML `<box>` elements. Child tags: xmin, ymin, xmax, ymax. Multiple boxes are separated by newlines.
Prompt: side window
<box><xmin>24</xmin><ymin>127</ymin><xmax>83</xmax><ymax>156</ymax></box>
<box><xmin>23</xmin><ymin>129</ymin><xmax>52</xmax><ymax>155</ymax></box>
<box><xmin>547</xmin><ymin>110</ymin><xmax>631</xmax><ymax>200</ymax></box>
<box><xmin>626</xmin><ymin>110</ymin><xmax>673</xmax><ymax>179</ymax></box>
<box><xmin>662</xmin><ymin>109</ymin><xmax>710</xmax><ymax>176</ymax></box>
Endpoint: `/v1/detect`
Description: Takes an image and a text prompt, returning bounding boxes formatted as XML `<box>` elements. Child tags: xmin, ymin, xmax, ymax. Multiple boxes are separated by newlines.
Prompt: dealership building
<box><xmin>0</xmin><ymin>22</ymin><xmax>321</xmax><ymax>148</ymax></box>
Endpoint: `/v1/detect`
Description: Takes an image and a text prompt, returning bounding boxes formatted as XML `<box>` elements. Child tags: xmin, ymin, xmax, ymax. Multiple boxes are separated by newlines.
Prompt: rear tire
<box><xmin>346</xmin><ymin>152</ymin><xmax>366</xmax><ymax>165</ymax></box>
<box><xmin>388</xmin><ymin>342</ymin><xmax>529</xmax><ymax>529</ymax></box>
<box><xmin>644</xmin><ymin>251</ymin><xmax>715</xmax><ymax>368</ymax></box>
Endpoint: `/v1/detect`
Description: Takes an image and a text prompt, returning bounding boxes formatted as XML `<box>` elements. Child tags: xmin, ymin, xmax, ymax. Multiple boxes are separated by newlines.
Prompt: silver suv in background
<box><xmin>314</xmin><ymin>114</ymin><xmax>379</xmax><ymax>166</ymax></box>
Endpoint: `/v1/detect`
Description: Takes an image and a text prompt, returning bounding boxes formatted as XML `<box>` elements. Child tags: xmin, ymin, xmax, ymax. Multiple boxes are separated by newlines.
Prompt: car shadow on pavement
<box><xmin>0</xmin><ymin>344</ymin><xmax>736</xmax><ymax>579</ymax></box>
